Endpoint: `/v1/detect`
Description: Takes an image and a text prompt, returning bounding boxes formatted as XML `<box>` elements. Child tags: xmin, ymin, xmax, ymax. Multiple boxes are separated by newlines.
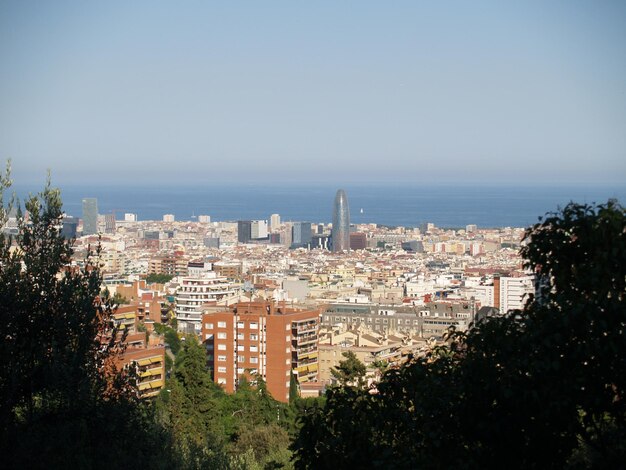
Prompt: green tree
<box><xmin>147</xmin><ymin>273</ymin><xmax>174</xmax><ymax>284</ymax></box>
<box><xmin>112</xmin><ymin>291</ymin><xmax>129</xmax><ymax>304</ymax></box>
<box><xmin>0</xmin><ymin>170</ymin><xmax>178</xmax><ymax>468</ymax></box>
<box><xmin>157</xmin><ymin>336</ymin><xmax>226</xmax><ymax>462</ymax></box>
<box><xmin>330</xmin><ymin>351</ymin><xmax>366</xmax><ymax>387</ymax></box>
<box><xmin>293</xmin><ymin>200</ymin><xmax>626</xmax><ymax>469</ymax></box>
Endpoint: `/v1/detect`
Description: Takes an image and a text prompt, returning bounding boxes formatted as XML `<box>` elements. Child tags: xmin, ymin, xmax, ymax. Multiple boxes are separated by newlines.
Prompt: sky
<box><xmin>1</xmin><ymin>1</ymin><xmax>625</xmax><ymax>185</ymax></box>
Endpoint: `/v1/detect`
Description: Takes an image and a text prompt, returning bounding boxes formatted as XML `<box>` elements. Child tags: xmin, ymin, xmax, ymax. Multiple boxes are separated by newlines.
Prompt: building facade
<box><xmin>291</xmin><ymin>222</ymin><xmax>312</xmax><ymax>248</ymax></box>
<box><xmin>176</xmin><ymin>273</ymin><xmax>243</xmax><ymax>333</ymax></box>
<box><xmin>202</xmin><ymin>301</ymin><xmax>320</xmax><ymax>402</ymax></box>
<box><xmin>82</xmin><ymin>197</ymin><xmax>98</xmax><ymax>235</ymax></box>
<box><xmin>332</xmin><ymin>189</ymin><xmax>350</xmax><ymax>252</ymax></box>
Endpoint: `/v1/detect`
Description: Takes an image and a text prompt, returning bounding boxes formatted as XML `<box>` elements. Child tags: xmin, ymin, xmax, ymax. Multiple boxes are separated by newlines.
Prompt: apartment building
<box><xmin>494</xmin><ymin>275</ymin><xmax>534</xmax><ymax>312</ymax></box>
<box><xmin>202</xmin><ymin>301</ymin><xmax>320</xmax><ymax>402</ymax></box>
<box><xmin>176</xmin><ymin>273</ymin><xmax>243</xmax><ymax>333</ymax></box>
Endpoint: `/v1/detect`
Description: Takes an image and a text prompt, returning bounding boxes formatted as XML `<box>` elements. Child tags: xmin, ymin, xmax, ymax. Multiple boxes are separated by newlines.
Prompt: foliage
<box><xmin>330</xmin><ymin>351</ymin><xmax>366</xmax><ymax>387</ymax></box>
<box><xmin>155</xmin><ymin>337</ymin><xmax>302</xmax><ymax>468</ymax></box>
<box><xmin>112</xmin><ymin>291</ymin><xmax>129</xmax><ymax>304</ymax></box>
<box><xmin>147</xmin><ymin>273</ymin><xmax>175</xmax><ymax>284</ymax></box>
<box><xmin>0</xmin><ymin>170</ymin><xmax>178</xmax><ymax>467</ymax></box>
<box><xmin>293</xmin><ymin>201</ymin><xmax>626</xmax><ymax>469</ymax></box>
<box><xmin>155</xmin><ymin>322</ymin><xmax>182</xmax><ymax>355</ymax></box>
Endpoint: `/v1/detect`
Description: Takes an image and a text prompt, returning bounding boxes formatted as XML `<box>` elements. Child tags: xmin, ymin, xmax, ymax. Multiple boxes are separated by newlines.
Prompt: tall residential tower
<box><xmin>331</xmin><ymin>189</ymin><xmax>350</xmax><ymax>252</ymax></box>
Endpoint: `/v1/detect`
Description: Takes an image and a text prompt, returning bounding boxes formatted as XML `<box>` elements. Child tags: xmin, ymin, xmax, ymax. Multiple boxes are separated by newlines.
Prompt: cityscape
<box><xmin>31</xmin><ymin>186</ymin><xmax>534</xmax><ymax>403</ymax></box>
<box><xmin>1</xmin><ymin>1</ymin><xmax>625</xmax><ymax>468</ymax></box>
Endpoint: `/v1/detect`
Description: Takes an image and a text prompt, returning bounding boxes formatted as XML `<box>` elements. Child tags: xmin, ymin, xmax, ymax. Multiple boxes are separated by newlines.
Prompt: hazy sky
<box><xmin>1</xmin><ymin>1</ymin><xmax>625</xmax><ymax>185</ymax></box>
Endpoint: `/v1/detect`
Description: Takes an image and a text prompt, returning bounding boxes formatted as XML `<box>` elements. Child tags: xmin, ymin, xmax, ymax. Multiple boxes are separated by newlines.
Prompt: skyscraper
<box><xmin>332</xmin><ymin>189</ymin><xmax>350</xmax><ymax>252</ymax></box>
<box><xmin>291</xmin><ymin>222</ymin><xmax>312</xmax><ymax>248</ymax></box>
<box><xmin>270</xmin><ymin>213</ymin><xmax>281</xmax><ymax>229</ymax></box>
<box><xmin>238</xmin><ymin>220</ymin><xmax>252</xmax><ymax>243</ymax></box>
<box><xmin>82</xmin><ymin>198</ymin><xmax>98</xmax><ymax>235</ymax></box>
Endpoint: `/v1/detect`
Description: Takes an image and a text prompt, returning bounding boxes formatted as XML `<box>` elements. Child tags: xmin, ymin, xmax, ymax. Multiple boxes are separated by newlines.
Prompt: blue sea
<box><xmin>10</xmin><ymin>182</ymin><xmax>626</xmax><ymax>229</ymax></box>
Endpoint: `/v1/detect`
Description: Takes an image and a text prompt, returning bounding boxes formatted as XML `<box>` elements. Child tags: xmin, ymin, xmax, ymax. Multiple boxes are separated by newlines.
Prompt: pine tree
<box><xmin>0</xmin><ymin>168</ymin><xmax>177</xmax><ymax>468</ymax></box>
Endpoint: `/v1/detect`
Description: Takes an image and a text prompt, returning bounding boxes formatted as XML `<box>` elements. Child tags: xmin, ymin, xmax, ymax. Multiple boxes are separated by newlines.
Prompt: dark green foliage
<box><xmin>112</xmin><ymin>291</ymin><xmax>129</xmax><ymax>304</ymax></box>
<box><xmin>155</xmin><ymin>321</ymin><xmax>182</xmax><ymax>355</ymax></box>
<box><xmin>156</xmin><ymin>337</ymin><xmax>297</xmax><ymax>468</ymax></box>
<box><xmin>293</xmin><ymin>201</ymin><xmax>626</xmax><ymax>469</ymax></box>
<box><xmin>0</xmin><ymin>172</ymin><xmax>178</xmax><ymax>468</ymax></box>
<box><xmin>289</xmin><ymin>371</ymin><xmax>299</xmax><ymax>405</ymax></box>
<box><xmin>330</xmin><ymin>351</ymin><xmax>366</xmax><ymax>387</ymax></box>
<box><xmin>147</xmin><ymin>273</ymin><xmax>175</xmax><ymax>284</ymax></box>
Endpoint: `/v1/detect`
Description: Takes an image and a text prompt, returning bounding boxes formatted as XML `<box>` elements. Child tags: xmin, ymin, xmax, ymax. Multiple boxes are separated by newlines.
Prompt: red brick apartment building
<box><xmin>107</xmin><ymin>304</ymin><xmax>166</xmax><ymax>399</ymax></box>
<box><xmin>202</xmin><ymin>301</ymin><xmax>320</xmax><ymax>402</ymax></box>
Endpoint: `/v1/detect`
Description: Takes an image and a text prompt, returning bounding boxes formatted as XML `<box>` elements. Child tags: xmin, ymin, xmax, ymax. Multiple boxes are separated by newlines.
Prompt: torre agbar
<box><xmin>332</xmin><ymin>189</ymin><xmax>350</xmax><ymax>252</ymax></box>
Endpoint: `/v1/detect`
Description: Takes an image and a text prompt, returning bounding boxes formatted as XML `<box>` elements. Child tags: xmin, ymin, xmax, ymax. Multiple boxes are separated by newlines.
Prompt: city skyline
<box><xmin>1</xmin><ymin>1</ymin><xmax>625</xmax><ymax>186</ymax></box>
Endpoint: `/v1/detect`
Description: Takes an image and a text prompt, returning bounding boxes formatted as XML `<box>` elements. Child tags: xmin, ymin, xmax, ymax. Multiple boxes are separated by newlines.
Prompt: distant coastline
<box><xmin>10</xmin><ymin>182</ymin><xmax>626</xmax><ymax>229</ymax></box>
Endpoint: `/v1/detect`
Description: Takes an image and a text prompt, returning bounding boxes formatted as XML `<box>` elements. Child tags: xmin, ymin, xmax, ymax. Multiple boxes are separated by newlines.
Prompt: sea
<box><xmin>10</xmin><ymin>182</ymin><xmax>626</xmax><ymax>229</ymax></box>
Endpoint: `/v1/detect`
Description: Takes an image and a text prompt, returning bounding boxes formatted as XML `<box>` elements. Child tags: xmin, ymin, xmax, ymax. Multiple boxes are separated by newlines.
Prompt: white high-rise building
<box><xmin>175</xmin><ymin>272</ymin><xmax>243</xmax><ymax>334</ymax></box>
<box><xmin>251</xmin><ymin>220</ymin><xmax>268</xmax><ymax>239</ymax></box>
<box><xmin>198</xmin><ymin>215</ymin><xmax>211</xmax><ymax>223</ymax></box>
<box><xmin>496</xmin><ymin>276</ymin><xmax>534</xmax><ymax>312</ymax></box>
<box><xmin>270</xmin><ymin>213</ymin><xmax>281</xmax><ymax>229</ymax></box>
<box><xmin>124</xmin><ymin>213</ymin><xmax>137</xmax><ymax>222</ymax></box>
<box><xmin>163</xmin><ymin>214</ymin><xmax>175</xmax><ymax>222</ymax></box>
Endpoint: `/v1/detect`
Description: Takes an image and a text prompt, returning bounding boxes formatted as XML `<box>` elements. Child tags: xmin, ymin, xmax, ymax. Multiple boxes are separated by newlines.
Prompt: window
<box><xmin>217</xmin><ymin>344</ymin><xmax>226</xmax><ymax>351</ymax></box>
<box><xmin>250</xmin><ymin>345</ymin><xmax>258</xmax><ymax>352</ymax></box>
<box><xmin>250</xmin><ymin>357</ymin><xmax>258</xmax><ymax>364</ymax></box>
<box><xmin>237</xmin><ymin>345</ymin><xmax>244</xmax><ymax>351</ymax></box>
<box><xmin>250</xmin><ymin>334</ymin><xmax>258</xmax><ymax>341</ymax></box>
<box><xmin>237</xmin><ymin>355</ymin><xmax>245</xmax><ymax>362</ymax></box>
<box><xmin>237</xmin><ymin>333</ymin><xmax>244</xmax><ymax>340</ymax></box>
<box><xmin>205</xmin><ymin>323</ymin><xmax>213</xmax><ymax>329</ymax></box>
<box><xmin>285</xmin><ymin>335</ymin><xmax>291</xmax><ymax>341</ymax></box>
<box><xmin>237</xmin><ymin>368</ymin><xmax>244</xmax><ymax>374</ymax></box>
<box><xmin>217</xmin><ymin>332</ymin><xmax>227</xmax><ymax>339</ymax></box>
<box><xmin>237</xmin><ymin>322</ymin><xmax>245</xmax><ymax>328</ymax></box>
<box><xmin>286</xmin><ymin>324</ymin><xmax>291</xmax><ymax>330</ymax></box>
<box><xmin>217</xmin><ymin>366</ymin><xmax>226</xmax><ymax>373</ymax></box>
<box><xmin>217</xmin><ymin>321</ymin><xmax>227</xmax><ymax>328</ymax></box>
<box><xmin>217</xmin><ymin>378</ymin><xmax>226</xmax><ymax>385</ymax></box>
<box><xmin>250</xmin><ymin>322</ymin><xmax>258</xmax><ymax>330</ymax></box>
<box><xmin>217</xmin><ymin>355</ymin><xmax>226</xmax><ymax>362</ymax></box>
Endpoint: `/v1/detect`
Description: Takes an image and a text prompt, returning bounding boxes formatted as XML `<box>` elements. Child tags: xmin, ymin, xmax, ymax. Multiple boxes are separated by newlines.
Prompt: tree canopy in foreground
<box><xmin>293</xmin><ymin>200</ymin><xmax>626</xmax><ymax>469</ymax></box>
<box><xmin>0</xmin><ymin>172</ymin><xmax>178</xmax><ymax>468</ymax></box>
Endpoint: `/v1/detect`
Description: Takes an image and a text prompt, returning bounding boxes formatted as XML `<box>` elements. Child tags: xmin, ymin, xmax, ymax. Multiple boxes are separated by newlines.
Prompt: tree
<box><xmin>0</xmin><ymin>170</ymin><xmax>177</xmax><ymax>468</ymax></box>
<box><xmin>330</xmin><ymin>351</ymin><xmax>366</xmax><ymax>387</ymax></box>
<box><xmin>147</xmin><ymin>273</ymin><xmax>174</xmax><ymax>284</ymax></box>
<box><xmin>293</xmin><ymin>200</ymin><xmax>626</xmax><ymax>469</ymax></box>
<box><xmin>157</xmin><ymin>336</ymin><xmax>227</xmax><ymax>462</ymax></box>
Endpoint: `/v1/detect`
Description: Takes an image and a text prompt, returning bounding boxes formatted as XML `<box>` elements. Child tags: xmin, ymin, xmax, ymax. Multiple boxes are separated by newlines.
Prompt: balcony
<box><xmin>295</xmin><ymin>363</ymin><xmax>318</xmax><ymax>375</ymax></box>
<box><xmin>138</xmin><ymin>377</ymin><xmax>164</xmax><ymax>391</ymax></box>
<box><xmin>294</xmin><ymin>334</ymin><xmax>317</xmax><ymax>346</ymax></box>
<box><xmin>294</xmin><ymin>324</ymin><xmax>317</xmax><ymax>334</ymax></box>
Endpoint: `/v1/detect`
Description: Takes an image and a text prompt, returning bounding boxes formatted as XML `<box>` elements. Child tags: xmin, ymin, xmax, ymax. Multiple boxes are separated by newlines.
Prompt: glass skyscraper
<box><xmin>82</xmin><ymin>198</ymin><xmax>98</xmax><ymax>235</ymax></box>
<box><xmin>331</xmin><ymin>189</ymin><xmax>350</xmax><ymax>252</ymax></box>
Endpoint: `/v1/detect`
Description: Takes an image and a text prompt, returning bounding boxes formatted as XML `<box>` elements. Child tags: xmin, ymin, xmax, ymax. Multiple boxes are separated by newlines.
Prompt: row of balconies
<box><xmin>294</xmin><ymin>324</ymin><xmax>317</xmax><ymax>334</ymax></box>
